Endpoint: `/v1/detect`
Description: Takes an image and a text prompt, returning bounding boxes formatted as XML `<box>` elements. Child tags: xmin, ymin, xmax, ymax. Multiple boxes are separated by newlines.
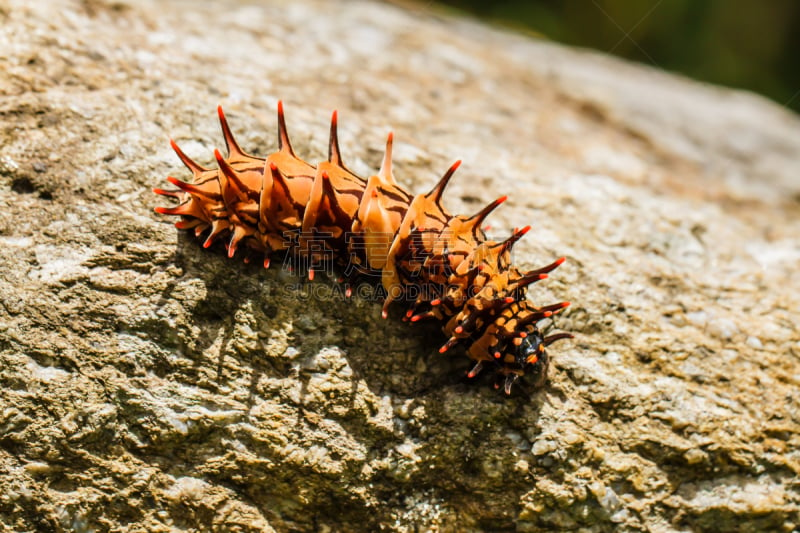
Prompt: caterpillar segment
<box><xmin>154</xmin><ymin>102</ymin><xmax>572</xmax><ymax>393</ymax></box>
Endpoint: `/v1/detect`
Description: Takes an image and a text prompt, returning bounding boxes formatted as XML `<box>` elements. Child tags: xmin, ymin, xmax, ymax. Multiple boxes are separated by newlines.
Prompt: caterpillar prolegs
<box><xmin>154</xmin><ymin>102</ymin><xmax>572</xmax><ymax>394</ymax></box>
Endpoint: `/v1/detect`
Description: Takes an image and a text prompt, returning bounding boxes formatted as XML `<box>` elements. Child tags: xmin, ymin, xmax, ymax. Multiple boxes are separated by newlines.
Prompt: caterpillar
<box><xmin>154</xmin><ymin>102</ymin><xmax>572</xmax><ymax>394</ymax></box>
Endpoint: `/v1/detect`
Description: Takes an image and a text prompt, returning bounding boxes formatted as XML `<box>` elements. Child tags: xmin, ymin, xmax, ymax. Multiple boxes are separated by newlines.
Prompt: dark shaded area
<box><xmin>438</xmin><ymin>0</ymin><xmax>800</xmax><ymax>114</ymax></box>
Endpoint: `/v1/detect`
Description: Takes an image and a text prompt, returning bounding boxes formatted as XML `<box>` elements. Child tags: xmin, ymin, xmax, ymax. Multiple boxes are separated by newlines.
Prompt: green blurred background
<box><xmin>436</xmin><ymin>0</ymin><xmax>800</xmax><ymax>114</ymax></box>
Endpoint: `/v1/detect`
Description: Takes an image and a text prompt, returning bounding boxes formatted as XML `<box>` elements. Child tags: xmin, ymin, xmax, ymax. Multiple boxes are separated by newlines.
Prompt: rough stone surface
<box><xmin>1</xmin><ymin>0</ymin><xmax>799</xmax><ymax>531</ymax></box>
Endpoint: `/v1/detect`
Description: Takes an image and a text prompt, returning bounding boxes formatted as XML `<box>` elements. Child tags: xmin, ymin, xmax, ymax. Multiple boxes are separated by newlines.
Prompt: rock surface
<box><xmin>1</xmin><ymin>0</ymin><xmax>799</xmax><ymax>531</ymax></box>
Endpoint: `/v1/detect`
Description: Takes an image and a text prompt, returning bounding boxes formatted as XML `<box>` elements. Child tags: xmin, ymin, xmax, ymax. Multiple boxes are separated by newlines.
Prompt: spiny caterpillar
<box><xmin>154</xmin><ymin>102</ymin><xmax>572</xmax><ymax>394</ymax></box>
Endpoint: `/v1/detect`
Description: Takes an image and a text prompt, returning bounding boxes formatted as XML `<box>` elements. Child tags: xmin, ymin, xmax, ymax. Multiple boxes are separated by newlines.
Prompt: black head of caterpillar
<box><xmin>154</xmin><ymin>102</ymin><xmax>573</xmax><ymax>394</ymax></box>
<box><xmin>502</xmin><ymin>329</ymin><xmax>574</xmax><ymax>392</ymax></box>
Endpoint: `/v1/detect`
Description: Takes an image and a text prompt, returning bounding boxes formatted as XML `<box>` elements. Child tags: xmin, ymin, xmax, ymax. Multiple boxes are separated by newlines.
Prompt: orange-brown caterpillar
<box><xmin>154</xmin><ymin>103</ymin><xmax>571</xmax><ymax>394</ymax></box>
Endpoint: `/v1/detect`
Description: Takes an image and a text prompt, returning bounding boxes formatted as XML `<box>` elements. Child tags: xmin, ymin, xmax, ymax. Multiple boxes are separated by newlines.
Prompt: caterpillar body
<box><xmin>154</xmin><ymin>102</ymin><xmax>572</xmax><ymax>394</ymax></box>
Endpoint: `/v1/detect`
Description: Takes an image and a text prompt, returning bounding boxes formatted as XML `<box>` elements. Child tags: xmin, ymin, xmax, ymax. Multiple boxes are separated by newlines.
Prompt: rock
<box><xmin>1</xmin><ymin>0</ymin><xmax>798</xmax><ymax>531</ymax></box>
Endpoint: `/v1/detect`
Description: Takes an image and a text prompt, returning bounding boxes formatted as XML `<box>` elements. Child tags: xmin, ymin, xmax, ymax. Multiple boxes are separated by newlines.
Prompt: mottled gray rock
<box><xmin>1</xmin><ymin>0</ymin><xmax>799</xmax><ymax>531</ymax></box>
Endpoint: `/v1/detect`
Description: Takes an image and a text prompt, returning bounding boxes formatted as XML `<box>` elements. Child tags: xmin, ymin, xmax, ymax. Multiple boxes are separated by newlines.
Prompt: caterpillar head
<box><xmin>490</xmin><ymin>330</ymin><xmax>548</xmax><ymax>394</ymax></box>
<box><xmin>516</xmin><ymin>330</ymin><xmax>550</xmax><ymax>388</ymax></box>
<box><xmin>497</xmin><ymin>328</ymin><xmax>573</xmax><ymax>394</ymax></box>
